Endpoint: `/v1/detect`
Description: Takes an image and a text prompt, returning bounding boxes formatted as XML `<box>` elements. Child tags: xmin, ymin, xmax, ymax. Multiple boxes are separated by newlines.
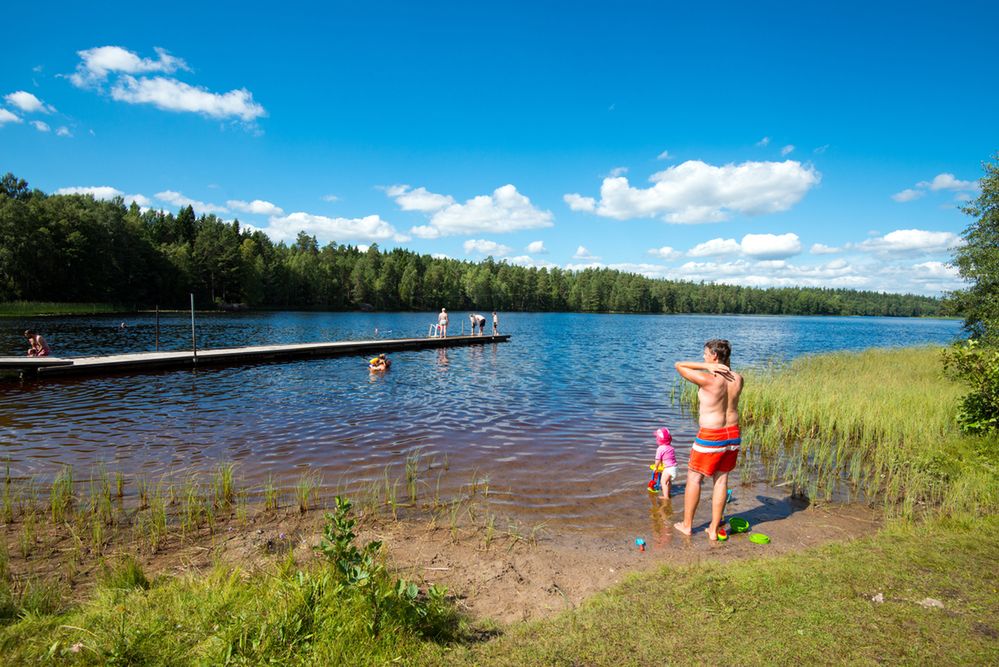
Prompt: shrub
<box><xmin>944</xmin><ymin>339</ymin><xmax>999</xmax><ymax>434</ymax></box>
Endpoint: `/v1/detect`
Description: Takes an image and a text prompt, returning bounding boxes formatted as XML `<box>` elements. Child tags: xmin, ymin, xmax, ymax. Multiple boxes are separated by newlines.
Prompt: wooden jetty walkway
<box><xmin>0</xmin><ymin>334</ymin><xmax>510</xmax><ymax>379</ymax></box>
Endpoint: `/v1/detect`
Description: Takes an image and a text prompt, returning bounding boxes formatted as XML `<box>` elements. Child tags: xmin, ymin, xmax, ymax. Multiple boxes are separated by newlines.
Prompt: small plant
<box><xmin>18</xmin><ymin>513</ymin><xmax>35</xmax><ymax>558</ymax></box>
<box><xmin>405</xmin><ymin>449</ymin><xmax>422</xmax><ymax>504</ymax></box>
<box><xmin>263</xmin><ymin>476</ymin><xmax>279</xmax><ymax>511</ymax></box>
<box><xmin>136</xmin><ymin>475</ymin><xmax>149</xmax><ymax>510</ymax></box>
<box><xmin>214</xmin><ymin>462</ymin><xmax>236</xmax><ymax>508</ymax></box>
<box><xmin>115</xmin><ymin>471</ymin><xmax>125</xmax><ymax>499</ymax></box>
<box><xmin>50</xmin><ymin>466</ymin><xmax>75</xmax><ymax>523</ymax></box>
<box><xmin>295</xmin><ymin>470</ymin><xmax>320</xmax><ymax>514</ymax></box>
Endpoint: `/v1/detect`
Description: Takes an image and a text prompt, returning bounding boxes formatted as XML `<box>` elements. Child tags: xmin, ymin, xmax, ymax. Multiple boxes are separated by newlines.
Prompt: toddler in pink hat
<box><xmin>651</xmin><ymin>427</ymin><xmax>677</xmax><ymax>498</ymax></box>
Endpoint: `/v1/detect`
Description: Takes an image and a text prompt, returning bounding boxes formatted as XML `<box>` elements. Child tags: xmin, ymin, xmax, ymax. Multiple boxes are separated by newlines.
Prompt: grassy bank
<box><xmin>0</xmin><ymin>302</ymin><xmax>125</xmax><ymax>317</ymax></box>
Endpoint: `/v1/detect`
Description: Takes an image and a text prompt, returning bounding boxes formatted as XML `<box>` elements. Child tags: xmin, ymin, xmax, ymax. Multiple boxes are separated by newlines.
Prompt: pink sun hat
<box><xmin>655</xmin><ymin>427</ymin><xmax>672</xmax><ymax>446</ymax></box>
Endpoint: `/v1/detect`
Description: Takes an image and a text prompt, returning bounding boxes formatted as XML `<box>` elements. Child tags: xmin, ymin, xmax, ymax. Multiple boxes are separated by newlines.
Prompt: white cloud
<box><xmin>741</xmin><ymin>232</ymin><xmax>801</xmax><ymax>260</ymax></box>
<box><xmin>0</xmin><ymin>109</ymin><xmax>22</xmax><ymax>125</ymax></box>
<box><xmin>110</xmin><ymin>75</ymin><xmax>265</xmax><ymax>121</ymax></box>
<box><xmin>505</xmin><ymin>255</ymin><xmax>558</xmax><ymax>269</ymax></box>
<box><xmin>430</xmin><ymin>253</ymin><xmax>450</xmax><ymax>260</ymax></box>
<box><xmin>858</xmin><ymin>228</ymin><xmax>964</xmax><ymax>254</ymax></box>
<box><xmin>780</xmin><ymin>144</ymin><xmax>795</xmax><ymax>156</ymax></box>
<box><xmin>756</xmin><ymin>136</ymin><xmax>770</xmax><ymax>147</ymax></box>
<box><xmin>918</xmin><ymin>173</ymin><xmax>977</xmax><ymax>192</ymax></box>
<box><xmin>566</xmin><ymin>159</ymin><xmax>820</xmax><ymax>223</ymax></box>
<box><xmin>4</xmin><ymin>91</ymin><xmax>55</xmax><ymax>114</ymax></box>
<box><xmin>385</xmin><ymin>185</ymin><xmax>456</xmax><ymax>212</ymax></box>
<box><xmin>526</xmin><ymin>240</ymin><xmax>547</xmax><ymax>254</ymax></box>
<box><xmin>814</xmin><ymin>144</ymin><xmax>829</xmax><ymax>154</ymax></box>
<box><xmin>226</xmin><ymin>199</ymin><xmax>284</xmax><ymax>216</ymax></box>
<box><xmin>647</xmin><ymin>246</ymin><xmax>680</xmax><ymax>260</ymax></box>
<box><xmin>891</xmin><ymin>188</ymin><xmax>925</xmax><ymax>203</ymax></box>
<box><xmin>56</xmin><ymin>126</ymin><xmax>72</xmax><ymax>137</ymax></box>
<box><xmin>657</xmin><ymin>150</ymin><xmax>672</xmax><ymax>160</ymax></box>
<box><xmin>688</xmin><ymin>237</ymin><xmax>741</xmax><ymax>257</ymax></box>
<box><xmin>70</xmin><ymin>46</ymin><xmax>189</xmax><ymax>87</ymax></box>
<box><xmin>810</xmin><ymin>243</ymin><xmax>841</xmax><ymax>255</ymax></box>
<box><xmin>564</xmin><ymin>192</ymin><xmax>597</xmax><ymax>212</ymax></box>
<box><xmin>573</xmin><ymin>245</ymin><xmax>600</xmax><ymax>260</ymax></box>
<box><xmin>608</xmin><ymin>166</ymin><xmax>628</xmax><ymax>177</ymax></box>
<box><xmin>55</xmin><ymin>186</ymin><xmax>150</xmax><ymax>207</ymax></box>
<box><xmin>155</xmin><ymin>190</ymin><xmax>229</xmax><ymax>214</ymax></box>
<box><xmin>321</xmin><ymin>194</ymin><xmax>340</xmax><ymax>203</ymax></box>
<box><xmin>30</xmin><ymin>120</ymin><xmax>50</xmax><ymax>132</ymax></box>
<box><xmin>463</xmin><ymin>239</ymin><xmax>512</xmax><ymax>256</ymax></box>
<box><xmin>404</xmin><ymin>184</ymin><xmax>553</xmax><ymax>238</ymax></box>
<box><xmin>266</xmin><ymin>212</ymin><xmax>407</xmax><ymax>244</ymax></box>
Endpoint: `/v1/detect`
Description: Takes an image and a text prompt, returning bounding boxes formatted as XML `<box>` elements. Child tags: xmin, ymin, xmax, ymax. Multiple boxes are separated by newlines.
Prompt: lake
<box><xmin>0</xmin><ymin>312</ymin><xmax>962</xmax><ymax>533</ymax></box>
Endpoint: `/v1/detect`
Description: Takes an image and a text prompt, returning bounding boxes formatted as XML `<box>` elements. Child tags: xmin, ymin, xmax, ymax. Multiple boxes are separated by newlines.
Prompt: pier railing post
<box><xmin>190</xmin><ymin>293</ymin><xmax>197</xmax><ymax>363</ymax></box>
<box><xmin>155</xmin><ymin>305</ymin><xmax>160</xmax><ymax>352</ymax></box>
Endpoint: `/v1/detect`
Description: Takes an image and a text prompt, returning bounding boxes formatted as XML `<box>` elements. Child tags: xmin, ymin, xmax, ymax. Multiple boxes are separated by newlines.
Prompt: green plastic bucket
<box><xmin>728</xmin><ymin>517</ymin><xmax>750</xmax><ymax>533</ymax></box>
<box><xmin>749</xmin><ymin>533</ymin><xmax>770</xmax><ymax>545</ymax></box>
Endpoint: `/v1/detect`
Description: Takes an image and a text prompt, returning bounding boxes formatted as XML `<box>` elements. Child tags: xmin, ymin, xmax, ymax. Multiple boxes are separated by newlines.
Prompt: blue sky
<box><xmin>2</xmin><ymin>1</ymin><xmax>996</xmax><ymax>295</ymax></box>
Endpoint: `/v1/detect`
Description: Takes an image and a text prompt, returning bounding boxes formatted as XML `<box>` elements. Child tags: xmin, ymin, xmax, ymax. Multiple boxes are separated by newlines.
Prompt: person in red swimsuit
<box><xmin>673</xmin><ymin>339</ymin><xmax>743</xmax><ymax>541</ymax></box>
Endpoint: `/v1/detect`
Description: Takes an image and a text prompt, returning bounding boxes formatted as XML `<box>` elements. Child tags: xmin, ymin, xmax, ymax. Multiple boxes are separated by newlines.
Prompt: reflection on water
<box><xmin>0</xmin><ymin>312</ymin><xmax>960</xmax><ymax>531</ymax></box>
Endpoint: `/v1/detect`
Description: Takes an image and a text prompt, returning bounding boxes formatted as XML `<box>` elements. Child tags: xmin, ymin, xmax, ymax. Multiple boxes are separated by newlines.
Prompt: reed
<box><xmin>49</xmin><ymin>466</ymin><xmax>74</xmax><ymax>523</ymax></box>
<box><xmin>295</xmin><ymin>470</ymin><xmax>320</xmax><ymax>514</ymax></box>
<box><xmin>213</xmin><ymin>462</ymin><xmax>236</xmax><ymax>508</ymax></box>
<box><xmin>263</xmin><ymin>476</ymin><xmax>279</xmax><ymax>511</ymax></box>
<box><xmin>405</xmin><ymin>449</ymin><xmax>422</xmax><ymax>505</ymax></box>
<box><xmin>0</xmin><ymin>300</ymin><xmax>120</xmax><ymax>317</ymax></box>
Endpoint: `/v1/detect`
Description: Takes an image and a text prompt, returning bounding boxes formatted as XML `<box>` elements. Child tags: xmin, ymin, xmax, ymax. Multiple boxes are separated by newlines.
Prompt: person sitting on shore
<box><xmin>673</xmin><ymin>339</ymin><xmax>743</xmax><ymax>541</ymax></box>
<box><xmin>24</xmin><ymin>329</ymin><xmax>51</xmax><ymax>357</ymax></box>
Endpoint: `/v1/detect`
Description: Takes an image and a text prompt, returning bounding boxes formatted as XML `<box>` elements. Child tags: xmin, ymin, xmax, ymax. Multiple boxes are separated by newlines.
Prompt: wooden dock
<box><xmin>0</xmin><ymin>334</ymin><xmax>510</xmax><ymax>378</ymax></box>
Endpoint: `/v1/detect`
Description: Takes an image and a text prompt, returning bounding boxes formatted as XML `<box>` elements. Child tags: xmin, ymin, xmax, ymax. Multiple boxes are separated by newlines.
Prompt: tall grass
<box><xmin>679</xmin><ymin>346</ymin><xmax>998</xmax><ymax>517</ymax></box>
<box><xmin>0</xmin><ymin>301</ymin><xmax>122</xmax><ymax>317</ymax></box>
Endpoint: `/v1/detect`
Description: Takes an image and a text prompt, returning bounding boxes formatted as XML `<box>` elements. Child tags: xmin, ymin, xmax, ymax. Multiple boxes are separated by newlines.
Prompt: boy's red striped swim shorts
<box><xmin>688</xmin><ymin>425</ymin><xmax>741</xmax><ymax>476</ymax></box>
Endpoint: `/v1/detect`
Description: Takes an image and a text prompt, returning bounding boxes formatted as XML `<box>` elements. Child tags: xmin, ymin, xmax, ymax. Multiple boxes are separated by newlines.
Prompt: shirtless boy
<box><xmin>673</xmin><ymin>339</ymin><xmax>743</xmax><ymax>540</ymax></box>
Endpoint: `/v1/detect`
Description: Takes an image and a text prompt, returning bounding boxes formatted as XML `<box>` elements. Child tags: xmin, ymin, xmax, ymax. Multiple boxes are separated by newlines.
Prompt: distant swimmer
<box><xmin>24</xmin><ymin>329</ymin><xmax>51</xmax><ymax>357</ymax></box>
<box><xmin>368</xmin><ymin>353</ymin><xmax>391</xmax><ymax>372</ymax></box>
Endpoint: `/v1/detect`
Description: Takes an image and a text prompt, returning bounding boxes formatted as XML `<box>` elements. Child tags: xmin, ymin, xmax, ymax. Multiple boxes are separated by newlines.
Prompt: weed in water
<box><xmin>214</xmin><ymin>462</ymin><xmax>236</xmax><ymax>508</ymax></box>
<box><xmin>296</xmin><ymin>470</ymin><xmax>320</xmax><ymax>514</ymax></box>
<box><xmin>18</xmin><ymin>513</ymin><xmax>35</xmax><ymax>558</ymax></box>
<box><xmin>49</xmin><ymin>466</ymin><xmax>75</xmax><ymax>523</ymax></box>
<box><xmin>405</xmin><ymin>449</ymin><xmax>422</xmax><ymax>505</ymax></box>
<box><xmin>263</xmin><ymin>475</ymin><xmax>279</xmax><ymax>511</ymax></box>
<box><xmin>136</xmin><ymin>474</ymin><xmax>149</xmax><ymax>510</ymax></box>
<box><xmin>115</xmin><ymin>471</ymin><xmax>125</xmax><ymax>499</ymax></box>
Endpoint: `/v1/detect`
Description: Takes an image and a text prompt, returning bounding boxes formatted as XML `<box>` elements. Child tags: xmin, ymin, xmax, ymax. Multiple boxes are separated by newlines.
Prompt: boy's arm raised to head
<box><xmin>675</xmin><ymin>361</ymin><xmax>713</xmax><ymax>386</ymax></box>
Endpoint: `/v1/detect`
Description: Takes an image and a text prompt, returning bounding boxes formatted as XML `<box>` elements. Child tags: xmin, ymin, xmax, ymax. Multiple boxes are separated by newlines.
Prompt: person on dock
<box><xmin>492</xmin><ymin>311</ymin><xmax>499</xmax><ymax>335</ymax></box>
<box><xmin>673</xmin><ymin>339</ymin><xmax>743</xmax><ymax>541</ymax></box>
<box><xmin>24</xmin><ymin>329</ymin><xmax>51</xmax><ymax>357</ymax></box>
<box><xmin>469</xmin><ymin>313</ymin><xmax>478</xmax><ymax>336</ymax></box>
<box><xmin>472</xmin><ymin>313</ymin><xmax>486</xmax><ymax>336</ymax></box>
<box><xmin>438</xmin><ymin>308</ymin><xmax>449</xmax><ymax>338</ymax></box>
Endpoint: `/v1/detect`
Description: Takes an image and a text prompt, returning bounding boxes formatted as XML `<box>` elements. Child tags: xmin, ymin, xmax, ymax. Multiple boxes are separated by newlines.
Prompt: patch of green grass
<box><xmin>425</xmin><ymin>515</ymin><xmax>999</xmax><ymax>666</ymax></box>
<box><xmin>0</xmin><ymin>301</ymin><xmax>123</xmax><ymax>317</ymax></box>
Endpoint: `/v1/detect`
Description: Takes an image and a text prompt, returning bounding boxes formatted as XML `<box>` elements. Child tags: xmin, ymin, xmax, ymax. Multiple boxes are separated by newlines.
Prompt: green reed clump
<box><xmin>213</xmin><ymin>463</ymin><xmax>236</xmax><ymax>508</ymax></box>
<box><xmin>699</xmin><ymin>346</ymin><xmax>996</xmax><ymax>517</ymax></box>
<box><xmin>296</xmin><ymin>470</ymin><xmax>321</xmax><ymax>514</ymax></box>
<box><xmin>263</xmin><ymin>475</ymin><xmax>279</xmax><ymax>511</ymax></box>
<box><xmin>49</xmin><ymin>466</ymin><xmax>74</xmax><ymax>523</ymax></box>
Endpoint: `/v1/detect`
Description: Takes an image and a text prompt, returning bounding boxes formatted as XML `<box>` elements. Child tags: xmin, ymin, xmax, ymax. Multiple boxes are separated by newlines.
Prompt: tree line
<box><xmin>0</xmin><ymin>172</ymin><xmax>943</xmax><ymax>317</ymax></box>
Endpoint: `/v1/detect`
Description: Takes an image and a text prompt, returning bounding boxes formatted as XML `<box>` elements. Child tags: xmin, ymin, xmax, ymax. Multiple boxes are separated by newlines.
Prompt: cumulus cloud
<box><xmin>463</xmin><ymin>239</ymin><xmax>512</xmax><ymax>256</ymax></box>
<box><xmin>564</xmin><ymin>193</ymin><xmax>597</xmax><ymax>212</ymax></box>
<box><xmin>780</xmin><ymin>144</ymin><xmax>795</xmax><ymax>156</ymax></box>
<box><xmin>30</xmin><ymin>120</ymin><xmax>50</xmax><ymax>132</ymax></box>
<box><xmin>4</xmin><ymin>91</ymin><xmax>55</xmax><ymax>114</ymax></box>
<box><xmin>69</xmin><ymin>46</ymin><xmax>189</xmax><ymax>87</ymax></box>
<box><xmin>111</xmin><ymin>76</ymin><xmax>265</xmax><ymax>121</ymax></box>
<box><xmin>396</xmin><ymin>184</ymin><xmax>553</xmax><ymax>238</ymax></box>
<box><xmin>810</xmin><ymin>243</ymin><xmax>841</xmax><ymax>255</ymax></box>
<box><xmin>0</xmin><ymin>109</ymin><xmax>22</xmax><ymax>125</ymax></box>
<box><xmin>226</xmin><ymin>199</ymin><xmax>284</xmax><ymax>217</ymax></box>
<box><xmin>891</xmin><ymin>188</ymin><xmax>925</xmax><ymax>203</ymax></box>
<box><xmin>573</xmin><ymin>245</ymin><xmax>600</xmax><ymax>260</ymax></box>
<box><xmin>857</xmin><ymin>229</ymin><xmax>964</xmax><ymax>254</ymax></box>
<box><xmin>267</xmin><ymin>212</ymin><xmax>408</xmax><ymax>244</ymax></box>
<box><xmin>688</xmin><ymin>237</ymin><xmax>741</xmax><ymax>257</ymax></box>
<box><xmin>526</xmin><ymin>240</ymin><xmax>547</xmax><ymax>254</ymax></box>
<box><xmin>55</xmin><ymin>186</ymin><xmax>150</xmax><ymax>207</ymax></box>
<box><xmin>385</xmin><ymin>185</ymin><xmax>455</xmax><ymax>212</ymax></box>
<box><xmin>741</xmin><ymin>232</ymin><xmax>802</xmax><ymax>259</ymax></box>
<box><xmin>893</xmin><ymin>172</ymin><xmax>979</xmax><ymax>203</ymax></box>
<box><xmin>505</xmin><ymin>255</ymin><xmax>559</xmax><ymax>269</ymax></box>
<box><xmin>68</xmin><ymin>46</ymin><xmax>264</xmax><ymax>123</ymax></box>
<box><xmin>918</xmin><ymin>173</ymin><xmax>978</xmax><ymax>192</ymax></box>
<box><xmin>56</xmin><ymin>126</ymin><xmax>72</xmax><ymax>137</ymax></box>
<box><xmin>156</xmin><ymin>190</ymin><xmax>229</xmax><ymax>214</ymax></box>
<box><xmin>321</xmin><ymin>194</ymin><xmax>340</xmax><ymax>203</ymax></box>
<box><xmin>564</xmin><ymin>159</ymin><xmax>820</xmax><ymax>223</ymax></box>
<box><xmin>647</xmin><ymin>246</ymin><xmax>680</xmax><ymax>260</ymax></box>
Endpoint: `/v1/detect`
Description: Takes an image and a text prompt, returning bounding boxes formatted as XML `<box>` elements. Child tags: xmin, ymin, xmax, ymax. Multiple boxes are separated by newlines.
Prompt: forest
<box><xmin>0</xmin><ymin>173</ymin><xmax>943</xmax><ymax>317</ymax></box>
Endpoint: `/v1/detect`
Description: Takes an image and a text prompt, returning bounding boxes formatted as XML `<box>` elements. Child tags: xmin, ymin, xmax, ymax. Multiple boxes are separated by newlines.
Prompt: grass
<box><xmin>0</xmin><ymin>301</ymin><xmax>123</xmax><ymax>317</ymax></box>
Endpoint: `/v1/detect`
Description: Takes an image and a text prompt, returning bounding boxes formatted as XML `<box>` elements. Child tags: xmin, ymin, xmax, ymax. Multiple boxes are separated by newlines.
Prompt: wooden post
<box><xmin>190</xmin><ymin>294</ymin><xmax>197</xmax><ymax>362</ymax></box>
<box><xmin>155</xmin><ymin>305</ymin><xmax>160</xmax><ymax>352</ymax></box>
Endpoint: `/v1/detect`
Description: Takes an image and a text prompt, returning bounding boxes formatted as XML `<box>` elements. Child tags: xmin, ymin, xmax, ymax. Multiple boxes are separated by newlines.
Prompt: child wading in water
<box><xmin>652</xmin><ymin>427</ymin><xmax>677</xmax><ymax>498</ymax></box>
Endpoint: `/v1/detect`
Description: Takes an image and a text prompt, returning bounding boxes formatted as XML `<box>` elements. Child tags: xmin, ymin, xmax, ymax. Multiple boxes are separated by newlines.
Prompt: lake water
<box><xmin>0</xmin><ymin>312</ymin><xmax>961</xmax><ymax>533</ymax></box>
